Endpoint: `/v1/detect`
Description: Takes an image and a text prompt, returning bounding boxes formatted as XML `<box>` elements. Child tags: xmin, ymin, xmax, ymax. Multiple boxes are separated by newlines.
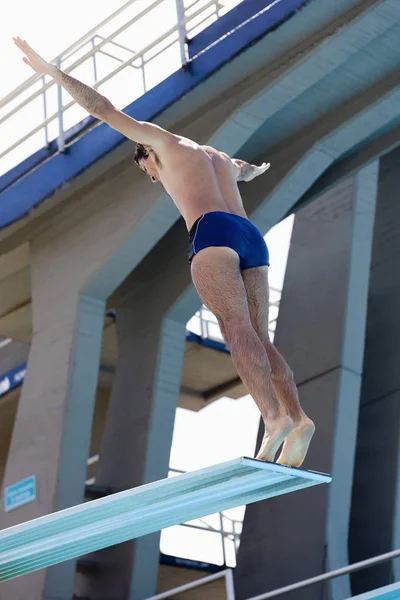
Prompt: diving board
<box><xmin>345</xmin><ymin>583</ymin><xmax>400</xmax><ymax>600</ymax></box>
<box><xmin>0</xmin><ymin>457</ymin><xmax>331</xmax><ymax>581</ymax></box>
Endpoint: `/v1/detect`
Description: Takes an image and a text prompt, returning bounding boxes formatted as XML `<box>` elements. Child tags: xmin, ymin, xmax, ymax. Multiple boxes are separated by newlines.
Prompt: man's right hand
<box><xmin>244</xmin><ymin>162</ymin><xmax>270</xmax><ymax>182</ymax></box>
<box><xmin>13</xmin><ymin>37</ymin><xmax>54</xmax><ymax>76</ymax></box>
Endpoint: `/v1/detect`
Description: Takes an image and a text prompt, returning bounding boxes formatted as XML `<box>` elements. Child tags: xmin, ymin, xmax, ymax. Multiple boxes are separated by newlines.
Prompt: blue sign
<box><xmin>5</xmin><ymin>475</ymin><xmax>36</xmax><ymax>512</ymax></box>
<box><xmin>0</xmin><ymin>363</ymin><xmax>27</xmax><ymax>397</ymax></box>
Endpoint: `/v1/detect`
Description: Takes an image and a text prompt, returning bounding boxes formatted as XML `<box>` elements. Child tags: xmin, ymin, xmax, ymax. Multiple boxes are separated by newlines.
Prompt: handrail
<box><xmin>145</xmin><ymin>568</ymin><xmax>235</xmax><ymax>600</ymax></box>
<box><xmin>246</xmin><ymin>548</ymin><xmax>400</xmax><ymax>600</ymax></box>
<box><xmin>0</xmin><ymin>0</ymin><xmax>137</xmax><ymax>108</ymax></box>
<box><xmin>0</xmin><ymin>0</ymin><xmax>242</xmax><ymax>176</ymax></box>
<box><xmin>0</xmin><ymin>0</ymin><xmax>164</xmax><ymax>127</ymax></box>
<box><xmin>0</xmin><ymin>337</ymin><xmax>12</xmax><ymax>350</ymax></box>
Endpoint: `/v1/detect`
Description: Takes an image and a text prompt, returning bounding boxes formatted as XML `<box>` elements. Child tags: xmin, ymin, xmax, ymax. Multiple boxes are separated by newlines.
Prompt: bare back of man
<box><xmin>14</xmin><ymin>36</ymin><xmax>315</xmax><ymax>467</ymax></box>
<box><xmin>142</xmin><ymin>139</ymin><xmax>238</xmax><ymax>229</ymax></box>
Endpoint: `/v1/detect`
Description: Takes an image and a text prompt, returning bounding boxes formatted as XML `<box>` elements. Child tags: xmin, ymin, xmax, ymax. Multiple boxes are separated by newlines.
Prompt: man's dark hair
<box><xmin>133</xmin><ymin>143</ymin><xmax>149</xmax><ymax>165</ymax></box>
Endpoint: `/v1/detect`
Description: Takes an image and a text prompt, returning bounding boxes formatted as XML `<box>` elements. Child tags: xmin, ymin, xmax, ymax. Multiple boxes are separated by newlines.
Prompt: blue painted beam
<box><xmin>0</xmin><ymin>363</ymin><xmax>27</xmax><ymax>398</ymax></box>
<box><xmin>159</xmin><ymin>553</ymin><xmax>221</xmax><ymax>573</ymax></box>
<box><xmin>108</xmin><ymin>310</ymin><xmax>229</xmax><ymax>352</ymax></box>
<box><xmin>0</xmin><ymin>116</ymin><xmax>93</xmax><ymax>194</ymax></box>
<box><xmin>188</xmin><ymin>0</ymin><xmax>308</xmax><ymax>58</ymax></box>
<box><xmin>186</xmin><ymin>331</ymin><xmax>229</xmax><ymax>354</ymax></box>
<box><xmin>0</xmin><ymin>458</ymin><xmax>331</xmax><ymax>581</ymax></box>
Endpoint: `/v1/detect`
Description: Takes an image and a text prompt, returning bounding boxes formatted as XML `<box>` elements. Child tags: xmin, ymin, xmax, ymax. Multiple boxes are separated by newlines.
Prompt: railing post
<box><xmin>141</xmin><ymin>56</ymin><xmax>147</xmax><ymax>93</ymax></box>
<box><xmin>55</xmin><ymin>57</ymin><xmax>65</xmax><ymax>153</ymax></box>
<box><xmin>233</xmin><ymin>520</ymin><xmax>239</xmax><ymax>558</ymax></box>
<box><xmin>219</xmin><ymin>512</ymin><xmax>227</xmax><ymax>566</ymax></box>
<box><xmin>91</xmin><ymin>37</ymin><xmax>98</xmax><ymax>82</ymax></box>
<box><xmin>200</xmin><ymin>308</ymin><xmax>208</xmax><ymax>338</ymax></box>
<box><xmin>225</xmin><ymin>569</ymin><xmax>236</xmax><ymax>600</ymax></box>
<box><xmin>175</xmin><ymin>0</ymin><xmax>188</xmax><ymax>67</ymax></box>
<box><xmin>41</xmin><ymin>75</ymin><xmax>49</xmax><ymax>147</ymax></box>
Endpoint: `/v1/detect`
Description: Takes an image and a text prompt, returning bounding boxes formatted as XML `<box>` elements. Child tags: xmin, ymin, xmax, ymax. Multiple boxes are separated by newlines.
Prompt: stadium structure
<box><xmin>1</xmin><ymin>1</ymin><xmax>400</xmax><ymax>599</ymax></box>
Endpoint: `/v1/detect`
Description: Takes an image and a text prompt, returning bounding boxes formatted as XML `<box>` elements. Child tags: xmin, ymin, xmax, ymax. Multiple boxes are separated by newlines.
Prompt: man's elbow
<box><xmin>94</xmin><ymin>97</ymin><xmax>115</xmax><ymax>120</ymax></box>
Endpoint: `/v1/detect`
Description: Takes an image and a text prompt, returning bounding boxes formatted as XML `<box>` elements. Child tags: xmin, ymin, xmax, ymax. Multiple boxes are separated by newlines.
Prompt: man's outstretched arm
<box><xmin>13</xmin><ymin>37</ymin><xmax>173</xmax><ymax>147</ymax></box>
<box><xmin>232</xmin><ymin>159</ymin><xmax>270</xmax><ymax>182</ymax></box>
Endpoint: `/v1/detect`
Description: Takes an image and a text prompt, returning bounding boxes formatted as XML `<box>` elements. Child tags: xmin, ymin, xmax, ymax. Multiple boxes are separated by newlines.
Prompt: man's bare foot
<box><xmin>276</xmin><ymin>418</ymin><xmax>315</xmax><ymax>468</ymax></box>
<box><xmin>256</xmin><ymin>416</ymin><xmax>293</xmax><ymax>463</ymax></box>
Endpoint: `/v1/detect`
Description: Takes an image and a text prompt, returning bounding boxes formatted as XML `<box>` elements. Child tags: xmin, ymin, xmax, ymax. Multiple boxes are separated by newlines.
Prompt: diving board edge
<box><xmin>241</xmin><ymin>457</ymin><xmax>332</xmax><ymax>483</ymax></box>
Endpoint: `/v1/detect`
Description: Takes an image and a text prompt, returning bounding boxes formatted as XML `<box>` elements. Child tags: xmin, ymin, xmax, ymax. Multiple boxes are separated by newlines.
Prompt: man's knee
<box><xmin>218</xmin><ymin>315</ymin><xmax>253</xmax><ymax>343</ymax></box>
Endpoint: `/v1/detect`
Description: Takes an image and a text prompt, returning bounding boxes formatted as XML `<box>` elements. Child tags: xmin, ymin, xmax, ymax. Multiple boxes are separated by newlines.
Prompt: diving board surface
<box><xmin>345</xmin><ymin>582</ymin><xmax>400</xmax><ymax>599</ymax></box>
<box><xmin>0</xmin><ymin>457</ymin><xmax>331</xmax><ymax>581</ymax></box>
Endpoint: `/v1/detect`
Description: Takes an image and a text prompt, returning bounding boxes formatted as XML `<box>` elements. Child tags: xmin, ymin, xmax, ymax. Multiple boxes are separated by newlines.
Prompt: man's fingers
<box><xmin>13</xmin><ymin>37</ymin><xmax>28</xmax><ymax>53</ymax></box>
<box><xmin>13</xmin><ymin>37</ymin><xmax>35</xmax><ymax>56</ymax></box>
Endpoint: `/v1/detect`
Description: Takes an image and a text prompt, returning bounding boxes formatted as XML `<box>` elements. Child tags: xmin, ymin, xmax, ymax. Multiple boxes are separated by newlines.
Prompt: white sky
<box><xmin>1</xmin><ymin>0</ymin><xmax>294</xmax><ymax>570</ymax></box>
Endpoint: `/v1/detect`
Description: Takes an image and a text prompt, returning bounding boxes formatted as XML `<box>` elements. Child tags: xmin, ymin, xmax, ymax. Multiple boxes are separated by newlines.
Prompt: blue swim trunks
<box><xmin>188</xmin><ymin>211</ymin><xmax>270</xmax><ymax>269</ymax></box>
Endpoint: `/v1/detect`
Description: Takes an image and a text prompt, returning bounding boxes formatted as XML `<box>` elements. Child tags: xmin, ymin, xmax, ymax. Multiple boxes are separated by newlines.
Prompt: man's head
<box><xmin>134</xmin><ymin>143</ymin><xmax>160</xmax><ymax>183</ymax></box>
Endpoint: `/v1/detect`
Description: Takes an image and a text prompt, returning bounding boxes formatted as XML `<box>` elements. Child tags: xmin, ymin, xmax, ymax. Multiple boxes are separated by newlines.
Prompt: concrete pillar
<box><xmin>77</xmin><ymin>220</ymin><xmax>198</xmax><ymax>600</ymax></box>
<box><xmin>88</xmin><ymin>388</ymin><xmax>111</xmax><ymax>459</ymax></box>
<box><xmin>0</xmin><ymin>392</ymin><xmax>19</xmax><ymax>487</ymax></box>
<box><xmin>0</xmin><ymin>240</ymin><xmax>105</xmax><ymax>600</ymax></box>
<box><xmin>350</xmin><ymin>147</ymin><xmax>400</xmax><ymax>595</ymax></box>
<box><xmin>235</xmin><ymin>163</ymin><xmax>378</xmax><ymax>600</ymax></box>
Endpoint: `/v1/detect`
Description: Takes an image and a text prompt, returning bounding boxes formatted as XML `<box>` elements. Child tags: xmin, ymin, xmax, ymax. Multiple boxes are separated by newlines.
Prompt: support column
<box><xmin>78</xmin><ymin>220</ymin><xmax>197</xmax><ymax>600</ymax></box>
<box><xmin>350</xmin><ymin>147</ymin><xmax>400</xmax><ymax>595</ymax></box>
<box><xmin>0</xmin><ymin>243</ymin><xmax>105</xmax><ymax>600</ymax></box>
<box><xmin>235</xmin><ymin>163</ymin><xmax>378</xmax><ymax>600</ymax></box>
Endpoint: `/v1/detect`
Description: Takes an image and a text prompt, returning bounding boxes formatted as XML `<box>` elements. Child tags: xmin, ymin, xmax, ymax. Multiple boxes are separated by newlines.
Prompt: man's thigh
<box><xmin>241</xmin><ymin>265</ymin><xmax>270</xmax><ymax>340</ymax></box>
<box><xmin>190</xmin><ymin>246</ymin><xmax>251</xmax><ymax>324</ymax></box>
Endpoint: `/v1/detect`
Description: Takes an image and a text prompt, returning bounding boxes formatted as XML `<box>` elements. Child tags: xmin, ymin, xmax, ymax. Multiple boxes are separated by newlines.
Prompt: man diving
<box><xmin>14</xmin><ymin>37</ymin><xmax>315</xmax><ymax>467</ymax></box>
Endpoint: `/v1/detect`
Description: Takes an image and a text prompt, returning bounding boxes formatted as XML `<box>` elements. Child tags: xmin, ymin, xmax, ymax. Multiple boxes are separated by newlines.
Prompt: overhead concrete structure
<box><xmin>1</xmin><ymin>0</ymin><xmax>400</xmax><ymax>598</ymax></box>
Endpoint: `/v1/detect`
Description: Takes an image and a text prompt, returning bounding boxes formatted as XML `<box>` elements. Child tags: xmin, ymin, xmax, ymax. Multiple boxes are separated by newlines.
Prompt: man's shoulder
<box><xmin>201</xmin><ymin>145</ymin><xmax>231</xmax><ymax>160</ymax></box>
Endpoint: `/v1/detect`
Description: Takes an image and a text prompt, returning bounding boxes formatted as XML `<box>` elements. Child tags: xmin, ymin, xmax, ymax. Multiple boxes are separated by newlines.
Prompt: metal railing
<box><xmin>0</xmin><ymin>0</ymin><xmax>243</xmax><ymax>176</ymax></box>
<box><xmin>245</xmin><ymin>548</ymin><xmax>400</xmax><ymax>600</ymax></box>
<box><xmin>0</xmin><ymin>337</ymin><xmax>12</xmax><ymax>350</ymax></box>
<box><xmin>86</xmin><ymin>457</ymin><xmax>242</xmax><ymax>567</ymax></box>
<box><xmin>145</xmin><ymin>568</ymin><xmax>235</xmax><ymax>600</ymax></box>
<box><xmin>145</xmin><ymin>550</ymin><xmax>400</xmax><ymax>600</ymax></box>
<box><xmin>188</xmin><ymin>287</ymin><xmax>282</xmax><ymax>343</ymax></box>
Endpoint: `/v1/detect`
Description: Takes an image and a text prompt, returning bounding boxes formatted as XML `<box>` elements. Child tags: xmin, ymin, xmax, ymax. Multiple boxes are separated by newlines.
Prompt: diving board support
<box><xmin>0</xmin><ymin>458</ymin><xmax>331</xmax><ymax>581</ymax></box>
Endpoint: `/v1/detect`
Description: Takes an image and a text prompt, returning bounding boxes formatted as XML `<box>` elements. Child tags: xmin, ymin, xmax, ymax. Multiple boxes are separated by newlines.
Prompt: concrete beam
<box><xmin>350</xmin><ymin>145</ymin><xmax>400</xmax><ymax>595</ymax></box>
